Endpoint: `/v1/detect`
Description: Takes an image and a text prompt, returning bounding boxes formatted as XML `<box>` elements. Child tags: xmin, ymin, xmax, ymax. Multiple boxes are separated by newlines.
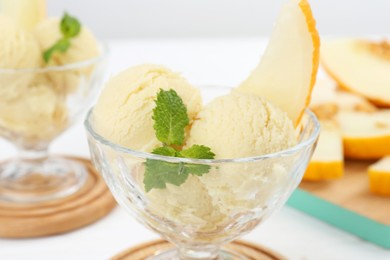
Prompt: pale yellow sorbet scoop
<box><xmin>93</xmin><ymin>64</ymin><xmax>202</xmax><ymax>152</ymax></box>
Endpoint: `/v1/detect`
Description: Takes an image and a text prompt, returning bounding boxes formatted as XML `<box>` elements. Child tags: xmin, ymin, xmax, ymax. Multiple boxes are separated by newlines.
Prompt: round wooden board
<box><xmin>0</xmin><ymin>157</ymin><xmax>116</xmax><ymax>238</ymax></box>
<box><xmin>112</xmin><ymin>239</ymin><xmax>286</xmax><ymax>260</ymax></box>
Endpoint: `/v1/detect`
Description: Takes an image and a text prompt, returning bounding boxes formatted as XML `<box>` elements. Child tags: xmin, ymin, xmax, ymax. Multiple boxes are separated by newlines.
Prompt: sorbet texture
<box><xmin>186</xmin><ymin>92</ymin><xmax>296</xmax><ymax>159</ymax></box>
<box><xmin>0</xmin><ymin>16</ymin><xmax>41</xmax><ymax>100</ymax></box>
<box><xmin>93</xmin><ymin>64</ymin><xmax>202</xmax><ymax>152</ymax></box>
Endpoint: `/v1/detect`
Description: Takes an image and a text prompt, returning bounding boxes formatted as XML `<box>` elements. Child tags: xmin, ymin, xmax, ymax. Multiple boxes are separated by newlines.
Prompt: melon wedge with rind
<box><xmin>0</xmin><ymin>0</ymin><xmax>46</xmax><ymax>31</ymax></box>
<box><xmin>238</xmin><ymin>0</ymin><xmax>320</xmax><ymax>125</ymax></box>
<box><xmin>321</xmin><ymin>39</ymin><xmax>390</xmax><ymax>107</ymax></box>
<box><xmin>368</xmin><ymin>156</ymin><xmax>390</xmax><ymax>196</ymax></box>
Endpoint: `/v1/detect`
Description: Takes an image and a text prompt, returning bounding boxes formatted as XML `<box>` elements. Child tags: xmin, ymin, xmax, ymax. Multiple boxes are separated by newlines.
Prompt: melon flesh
<box><xmin>238</xmin><ymin>0</ymin><xmax>319</xmax><ymax>125</ymax></box>
<box><xmin>337</xmin><ymin>110</ymin><xmax>390</xmax><ymax>138</ymax></box>
<box><xmin>370</xmin><ymin>157</ymin><xmax>390</xmax><ymax>172</ymax></box>
<box><xmin>303</xmin><ymin>121</ymin><xmax>344</xmax><ymax>181</ymax></box>
<box><xmin>310</xmin><ymin>78</ymin><xmax>377</xmax><ymax>120</ymax></box>
<box><xmin>311</xmin><ymin>122</ymin><xmax>343</xmax><ymax>161</ymax></box>
<box><xmin>321</xmin><ymin>39</ymin><xmax>390</xmax><ymax>107</ymax></box>
<box><xmin>368</xmin><ymin>156</ymin><xmax>390</xmax><ymax>196</ymax></box>
<box><xmin>337</xmin><ymin>110</ymin><xmax>390</xmax><ymax>159</ymax></box>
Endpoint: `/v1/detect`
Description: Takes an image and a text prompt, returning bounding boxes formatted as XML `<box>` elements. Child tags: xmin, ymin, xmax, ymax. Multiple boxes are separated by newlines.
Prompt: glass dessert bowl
<box><xmin>85</xmin><ymin>86</ymin><xmax>320</xmax><ymax>260</ymax></box>
<box><xmin>0</xmin><ymin>43</ymin><xmax>108</xmax><ymax>203</ymax></box>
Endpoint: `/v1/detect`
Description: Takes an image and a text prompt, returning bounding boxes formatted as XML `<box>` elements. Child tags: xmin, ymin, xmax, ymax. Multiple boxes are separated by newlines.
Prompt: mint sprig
<box><xmin>43</xmin><ymin>12</ymin><xmax>81</xmax><ymax>63</ymax></box>
<box><xmin>152</xmin><ymin>89</ymin><xmax>189</xmax><ymax>146</ymax></box>
<box><xmin>144</xmin><ymin>89</ymin><xmax>215</xmax><ymax>192</ymax></box>
<box><xmin>61</xmin><ymin>13</ymin><xmax>81</xmax><ymax>37</ymax></box>
<box><xmin>144</xmin><ymin>158</ymin><xmax>188</xmax><ymax>192</ymax></box>
<box><xmin>179</xmin><ymin>145</ymin><xmax>215</xmax><ymax>159</ymax></box>
<box><xmin>152</xmin><ymin>146</ymin><xmax>178</xmax><ymax>157</ymax></box>
<box><xmin>178</xmin><ymin>145</ymin><xmax>215</xmax><ymax>177</ymax></box>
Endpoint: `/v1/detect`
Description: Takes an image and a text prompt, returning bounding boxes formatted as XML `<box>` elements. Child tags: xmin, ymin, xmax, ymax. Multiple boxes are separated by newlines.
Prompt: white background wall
<box><xmin>47</xmin><ymin>0</ymin><xmax>390</xmax><ymax>39</ymax></box>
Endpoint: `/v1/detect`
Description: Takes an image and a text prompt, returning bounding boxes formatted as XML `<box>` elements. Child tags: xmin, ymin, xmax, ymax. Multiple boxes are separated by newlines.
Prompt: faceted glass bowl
<box><xmin>85</xmin><ymin>86</ymin><xmax>320</xmax><ymax>259</ymax></box>
<box><xmin>0</xmin><ymin>43</ymin><xmax>108</xmax><ymax>203</ymax></box>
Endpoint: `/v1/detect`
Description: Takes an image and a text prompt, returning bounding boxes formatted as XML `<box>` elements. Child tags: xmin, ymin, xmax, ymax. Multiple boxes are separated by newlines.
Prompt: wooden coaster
<box><xmin>0</xmin><ymin>157</ymin><xmax>116</xmax><ymax>238</ymax></box>
<box><xmin>112</xmin><ymin>239</ymin><xmax>286</xmax><ymax>260</ymax></box>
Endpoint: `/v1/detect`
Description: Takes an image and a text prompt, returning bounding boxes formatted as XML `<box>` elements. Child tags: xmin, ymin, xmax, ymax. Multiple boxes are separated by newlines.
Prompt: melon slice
<box><xmin>310</xmin><ymin>90</ymin><xmax>378</xmax><ymax>120</ymax></box>
<box><xmin>337</xmin><ymin>110</ymin><xmax>390</xmax><ymax>159</ymax></box>
<box><xmin>310</xmin><ymin>78</ymin><xmax>339</xmax><ymax>106</ymax></box>
<box><xmin>368</xmin><ymin>157</ymin><xmax>390</xmax><ymax>196</ymax></box>
<box><xmin>330</xmin><ymin>91</ymin><xmax>376</xmax><ymax>113</ymax></box>
<box><xmin>303</xmin><ymin>121</ymin><xmax>344</xmax><ymax>181</ymax></box>
<box><xmin>0</xmin><ymin>0</ymin><xmax>46</xmax><ymax>30</ymax></box>
<box><xmin>321</xmin><ymin>39</ymin><xmax>390</xmax><ymax>107</ymax></box>
<box><xmin>238</xmin><ymin>0</ymin><xmax>320</xmax><ymax>125</ymax></box>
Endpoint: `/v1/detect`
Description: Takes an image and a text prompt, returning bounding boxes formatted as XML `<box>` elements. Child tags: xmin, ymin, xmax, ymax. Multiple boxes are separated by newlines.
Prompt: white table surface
<box><xmin>0</xmin><ymin>38</ymin><xmax>389</xmax><ymax>260</ymax></box>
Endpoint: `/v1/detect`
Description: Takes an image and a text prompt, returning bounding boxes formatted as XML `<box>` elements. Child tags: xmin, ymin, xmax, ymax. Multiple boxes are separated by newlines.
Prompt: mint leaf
<box><xmin>43</xmin><ymin>39</ymin><xmax>71</xmax><ymax>62</ymax></box>
<box><xmin>144</xmin><ymin>160</ymin><xmax>188</xmax><ymax>192</ymax></box>
<box><xmin>184</xmin><ymin>164</ymin><xmax>211</xmax><ymax>176</ymax></box>
<box><xmin>143</xmin><ymin>146</ymin><xmax>188</xmax><ymax>192</ymax></box>
<box><xmin>144</xmin><ymin>89</ymin><xmax>216</xmax><ymax>192</ymax></box>
<box><xmin>152</xmin><ymin>89</ymin><xmax>189</xmax><ymax>146</ymax></box>
<box><xmin>179</xmin><ymin>145</ymin><xmax>215</xmax><ymax>176</ymax></box>
<box><xmin>43</xmin><ymin>45</ymin><xmax>57</xmax><ymax>63</ymax></box>
<box><xmin>179</xmin><ymin>145</ymin><xmax>215</xmax><ymax>159</ymax></box>
<box><xmin>55</xmin><ymin>38</ymin><xmax>71</xmax><ymax>51</ymax></box>
<box><xmin>152</xmin><ymin>146</ymin><xmax>178</xmax><ymax>157</ymax></box>
<box><xmin>43</xmin><ymin>12</ymin><xmax>81</xmax><ymax>63</ymax></box>
<box><xmin>61</xmin><ymin>12</ymin><xmax>81</xmax><ymax>38</ymax></box>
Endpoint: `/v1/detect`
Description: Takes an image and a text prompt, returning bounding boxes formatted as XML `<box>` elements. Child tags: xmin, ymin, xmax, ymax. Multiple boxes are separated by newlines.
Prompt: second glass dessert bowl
<box><xmin>85</xmin><ymin>86</ymin><xmax>320</xmax><ymax>260</ymax></box>
<box><xmin>0</xmin><ymin>43</ymin><xmax>108</xmax><ymax>203</ymax></box>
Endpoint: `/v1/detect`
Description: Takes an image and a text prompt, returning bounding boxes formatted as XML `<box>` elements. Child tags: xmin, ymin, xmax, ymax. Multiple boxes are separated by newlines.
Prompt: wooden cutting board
<box><xmin>288</xmin><ymin>160</ymin><xmax>390</xmax><ymax>248</ymax></box>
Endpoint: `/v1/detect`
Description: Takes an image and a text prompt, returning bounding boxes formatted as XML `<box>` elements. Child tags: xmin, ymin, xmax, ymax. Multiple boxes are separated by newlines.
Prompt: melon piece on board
<box><xmin>238</xmin><ymin>0</ymin><xmax>320</xmax><ymax>125</ymax></box>
<box><xmin>337</xmin><ymin>110</ymin><xmax>390</xmax><ymax>159</ymax></box>
<box><xmin>369</xmin><ymin>157</ymin><xmax>390</xmax><ymax>196</ymax></box>
<box><xmin>304</xmin><ymin>121</ymin><xmax>344</xmax><ymax>181</ymax></box>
